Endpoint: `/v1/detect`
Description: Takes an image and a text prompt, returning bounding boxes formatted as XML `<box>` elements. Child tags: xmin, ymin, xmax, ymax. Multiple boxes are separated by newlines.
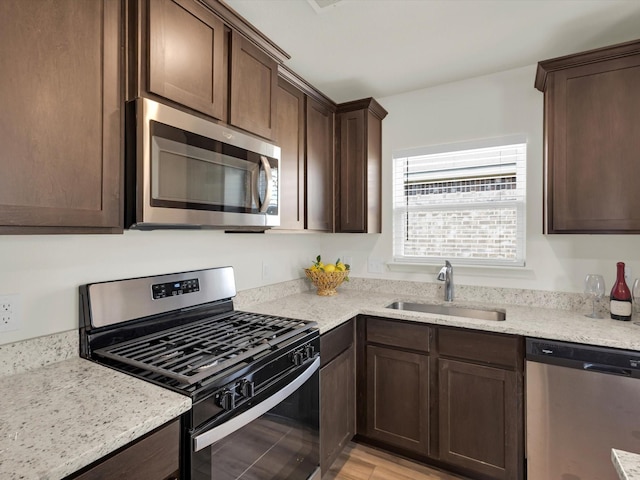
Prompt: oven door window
<box><xmin>150</xmin><ymin>121</ymin><xmax>277</xmax><ymax>214</ymax></box>
<box><xmin>191</xmin><ymin>368</ymin><xmax>319</xmax><ymax>480</ymax></box>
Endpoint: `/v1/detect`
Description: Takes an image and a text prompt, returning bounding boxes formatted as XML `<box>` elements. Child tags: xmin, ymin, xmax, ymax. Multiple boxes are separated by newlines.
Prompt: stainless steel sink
<box><xmin>386</xmin><ymin>301</ymin><xmax>506</xmax><ymax>321</ymax></box>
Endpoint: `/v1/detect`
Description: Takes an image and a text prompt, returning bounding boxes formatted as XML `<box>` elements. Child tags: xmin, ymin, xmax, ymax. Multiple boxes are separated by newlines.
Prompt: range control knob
<box><xmin>305</xmin><ymin>344</ymin><xmax>315</xmax><ymax>358</ymax></box>
<box><xmin>293</xmin><ymin>350</ymin><xmax>304</xmax><ymax>366</ymax></box>
<box><xmin>240</xmin><ymin>380</ymin><xmax>255</xmax><ymax>398</ymax></box>
<box><xmin>219</xmin><ymin>389</ymin><xmax>235</xmax><ymax>411</ymax></box>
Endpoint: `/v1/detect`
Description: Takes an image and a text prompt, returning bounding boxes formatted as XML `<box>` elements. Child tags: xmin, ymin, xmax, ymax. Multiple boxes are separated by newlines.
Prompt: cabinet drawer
<box><xmin>320</xmin><ymin>319</ymin><xmax>354</xmax><ymax>367</ymax></box>
<box><xmin>438</xmin><ymin>327</ymin><xmax>522</xmax><ymax>369</ymax></box>
<box><xmin>366</xmin><ymin>317</ymin><xmax>430</xmax><ymax>353</ymax></box>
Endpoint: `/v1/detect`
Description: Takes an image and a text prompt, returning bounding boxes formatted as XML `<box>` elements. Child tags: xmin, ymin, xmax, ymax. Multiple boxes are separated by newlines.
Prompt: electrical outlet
<box><xmin>0</xmin><ymin>294</ymin><xmax>20</xmax><ymax>332</ymax></box>
<box><xmin>368</xmin><ymin>257</ymin><xmax>385</xmax><ymax>274</ymax></box>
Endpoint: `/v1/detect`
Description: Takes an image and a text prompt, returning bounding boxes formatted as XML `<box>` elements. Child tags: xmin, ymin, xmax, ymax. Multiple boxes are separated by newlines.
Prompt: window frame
<box><xmin>392</xmin><ymin>135</ymin><xmax>527</xmax><ymax>267</ymax></box>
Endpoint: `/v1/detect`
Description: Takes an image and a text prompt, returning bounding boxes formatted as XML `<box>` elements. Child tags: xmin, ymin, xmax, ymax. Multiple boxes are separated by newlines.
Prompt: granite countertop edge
<box><xmin>0</xmin><ymin>357</ymin><xmax>191</xmax><ymax>480</ymax></box>
<box><xmin>613</xmin><ymin>449</ymin><xmax>640</xmax><ymax>480</ymax></box>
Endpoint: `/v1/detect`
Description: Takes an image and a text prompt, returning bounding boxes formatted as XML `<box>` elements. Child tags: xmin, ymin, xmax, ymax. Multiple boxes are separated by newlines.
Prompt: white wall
<box><xmin>367</xmin><ymin>64</ymin><xmax>640</xmax><ymax>294</ymax></box>
<box><xmin>0</xmin><ymin>230</ymin><xmax>326</xmax><ymax>345</ymax></box>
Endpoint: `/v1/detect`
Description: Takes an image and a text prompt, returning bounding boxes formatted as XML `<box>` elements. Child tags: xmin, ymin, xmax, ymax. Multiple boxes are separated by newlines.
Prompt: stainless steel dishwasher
<box><xmin>526</xmin><ymin>338</ymin><xmax>640</xmax><ymax>480</ymax></box>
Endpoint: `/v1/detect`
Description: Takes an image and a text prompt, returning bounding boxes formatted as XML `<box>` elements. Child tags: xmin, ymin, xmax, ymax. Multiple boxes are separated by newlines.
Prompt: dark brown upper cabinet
<box><xmin>229</xmin><ymin>31</ymin><xmax>278</xmax><ymax>140</ymax></box>
<box><xmin>147</xmin><ymin>0</ymin><xmax>228</xmax><ymax>121</ymax></box>
<box><xmin>274</xmin><ymin>77</ymin><xmax>306</xmax><ymax>230</ymax></box>
<box><xmin>0</xmin><ymin>0</ymin><xmax>122</xmax><ymax>234</ymax></box>
<box><xmin>536</xmin><ymin>39</ymin><xmax>640</xmax><ymax>233</ymax></box>
<box><xmin>306</xmin><ymin>97</ymin><xmax>336</xmax><ymax>232</ymax></box>
<box><xmin>335</xmin><ymin>99</ymin><xmax>388</xmax><ymax>233</ymax></box>
<box><xmin>273</xmin><ymin>70</ymin><xmax>337</xmax><ymax>232</ymax></box>
<box><xmin>135</xmin><ymin>0</ymin><xmax>282</xmax><ymax>140</ymax></box>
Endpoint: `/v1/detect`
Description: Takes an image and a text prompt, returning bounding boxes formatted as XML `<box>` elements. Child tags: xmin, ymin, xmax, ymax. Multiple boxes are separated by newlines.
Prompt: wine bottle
<box><xmin>610</xmin><ymin>262</ymin><xmax>632</xmax><ymax>321</ymax></box>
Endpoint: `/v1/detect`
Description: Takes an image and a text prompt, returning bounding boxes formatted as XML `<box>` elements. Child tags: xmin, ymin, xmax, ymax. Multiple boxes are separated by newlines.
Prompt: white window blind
<box><xmin>393</xmin><ymin>139</ymin><xmax>526</xmax><ymax>266</ymax></box>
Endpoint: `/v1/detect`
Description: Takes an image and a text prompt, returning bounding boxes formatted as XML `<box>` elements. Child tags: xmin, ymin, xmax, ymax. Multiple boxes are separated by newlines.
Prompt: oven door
<box><xmin>189</xmin><ymin>357</ymin><xmax>320</xmax><ymax>480</ymax></box>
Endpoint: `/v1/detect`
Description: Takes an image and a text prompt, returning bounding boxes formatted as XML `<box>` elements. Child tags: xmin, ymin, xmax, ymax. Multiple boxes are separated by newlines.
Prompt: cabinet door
<box><xmin>230</xmin><ymin>31</ymin><xmax>278</xmax><ymax>140</ymax></box>
<box><xmin>0</xmin><ymin>0</ymin><xmax>122</xmax><ymax>233</ymax></box>
<box><xmin>306</xmin><ymin>98</ymin><xmax>334</xmax><ymax>231</ymax></box>
<box><xmin>335</xmin><ymin>99</ymin><xmax>385</xmax><ymax>234</ymax></box>
<box><xmin>543</xmin><ymin>53</ymin><xmax>640</xmax><ymax>233</ymax></box>
<box><xmin>320</xmin><ymin>344</ymin><xmax>355</xmax><ymax>475</ymax></box>
<box><xmin>274</xmin><ymin>78</ymin><xmax>305</xmax><ymax>230</ymax></box>
<box><xmin>365</xmin><ymin>345</ymin><xmax>430</xmax><ymax>455</ymax></box>
<box><xmin>148</xmin><ymin>0</ymin><xmax>227</xmax><ymax>121</ymax></box>
<box><xmin>71</xmin><ymin>420</ymin><xmax>180</xmax><ymax>480</ymax></box>
<box><xmin>337</xmin><ymin>109</ymin><xmax>367</xmax><ymax>232</ymax></box>
<box><xmin>438</xmin><ymin>358</ymin><xmax>522</xmax><ymax>480</ymax></box>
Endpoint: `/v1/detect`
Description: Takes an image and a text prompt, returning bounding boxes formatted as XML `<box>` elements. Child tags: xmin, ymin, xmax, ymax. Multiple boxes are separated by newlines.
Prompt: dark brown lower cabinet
<box><xmin>356</xmin><ymin>317</ymin><xmax>524</xmax><ymax>480</ymax></box>
<box><xmin>67</xmin><ymin>419</ymin><xmax>180</xmax><ymax>480</ymax></box>
<box><xmin>438</xmin><ymin>359</ymin><xmax>519</xmax><ymax>480</ymax></box>
<box><xmin>321</xmin><ymin>345</ymin><xmax>355</xmax><ymax>474</ymax></box>
<box><xmin>437</xmin><ymin>326</ymin><xmax>524</xmax><ymax>480</ymax></box>
<box><xmin>365</xmin><ymin>345</ymin><xmax>430</xmax><ymax>456</ymax></box>
<box><xmin>320</xmin><ymin>320</ymin><xmax>355</xmax><ymax>475</ymax></box>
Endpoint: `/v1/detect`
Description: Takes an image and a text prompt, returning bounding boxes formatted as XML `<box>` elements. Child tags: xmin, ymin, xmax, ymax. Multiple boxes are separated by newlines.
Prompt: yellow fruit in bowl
<box><xmin>305</xmin><ymin>254</ymin><xmax>350</xmax><ymax>295</ymax></box>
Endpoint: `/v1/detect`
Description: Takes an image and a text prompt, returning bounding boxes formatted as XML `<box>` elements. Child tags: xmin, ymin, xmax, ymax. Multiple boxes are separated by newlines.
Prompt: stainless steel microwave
<box><xmin>125</xmin><ymin>97</ymin><xmax>280</xmax><ymax>230</ymax></box>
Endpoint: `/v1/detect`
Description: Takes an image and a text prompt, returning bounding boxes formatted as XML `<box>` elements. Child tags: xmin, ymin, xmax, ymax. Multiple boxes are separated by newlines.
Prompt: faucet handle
<box><xmin>437</xmin><ymin>266</ymin><xmax>447</xmax><ymax>281</ymax></box>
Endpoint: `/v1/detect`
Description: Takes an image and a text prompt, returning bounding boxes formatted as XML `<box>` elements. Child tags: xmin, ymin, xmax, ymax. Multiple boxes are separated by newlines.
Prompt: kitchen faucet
<box><xmin>437</xmin><ymin>260</ymin><xmax>454</xmax><ymax>302</ymax></box>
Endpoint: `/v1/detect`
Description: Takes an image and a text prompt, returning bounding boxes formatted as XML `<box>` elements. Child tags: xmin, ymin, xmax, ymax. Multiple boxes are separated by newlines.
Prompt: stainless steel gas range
<box><xmin>79</xmin><ymin>267</ymin><xmax>320</xmax><ymax>480</ymax></box>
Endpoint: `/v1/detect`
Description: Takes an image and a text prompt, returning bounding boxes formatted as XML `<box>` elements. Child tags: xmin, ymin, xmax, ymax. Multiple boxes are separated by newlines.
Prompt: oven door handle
<box><xmin>193</xmin><ymin>356</ymin><xmax>320</xmax><ymax>452</ymax></box>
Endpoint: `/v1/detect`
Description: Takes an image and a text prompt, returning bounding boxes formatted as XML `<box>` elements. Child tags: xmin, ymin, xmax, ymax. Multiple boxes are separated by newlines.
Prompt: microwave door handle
<box><xmin>258</xmin><ymin>155</ymin><xmax>273</xmax><ymax>213</ymax></box>
<box><xmin>251</xmin><ymin>166</ymin><xmax>260</xmax><ymax>210</ymax></box>
<box><xmin>193</xmin><ymin>356</ymin><xmax>319</xmax><ymax>452</ymax></box>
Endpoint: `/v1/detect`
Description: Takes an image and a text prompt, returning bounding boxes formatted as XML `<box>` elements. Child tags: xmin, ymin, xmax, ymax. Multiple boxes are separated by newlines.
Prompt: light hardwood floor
<box><xmin>324</xmin><ymin>442</ymin><xmax>468</xmax><ymax>480</ymax></box>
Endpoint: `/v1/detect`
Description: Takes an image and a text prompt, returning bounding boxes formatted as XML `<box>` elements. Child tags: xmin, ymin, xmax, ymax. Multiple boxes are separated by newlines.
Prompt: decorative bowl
<box><xmin>304</xmin><ymin>268</ymin><xmax>349</xmax><ymax>296</ymax></box>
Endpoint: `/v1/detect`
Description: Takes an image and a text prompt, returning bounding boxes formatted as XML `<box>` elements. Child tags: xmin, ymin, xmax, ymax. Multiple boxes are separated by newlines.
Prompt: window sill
<box><xmin>386</xmin><ymin>261</ymin><xmax>535</xmax><ymax>278</ymax></box>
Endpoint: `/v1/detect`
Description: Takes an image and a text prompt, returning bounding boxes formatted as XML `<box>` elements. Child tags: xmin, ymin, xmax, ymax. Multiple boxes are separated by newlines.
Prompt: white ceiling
<box><xmin>223</xmin><ymin>0</ymin><xmax>640</xmax><ymax>103</ymax></box>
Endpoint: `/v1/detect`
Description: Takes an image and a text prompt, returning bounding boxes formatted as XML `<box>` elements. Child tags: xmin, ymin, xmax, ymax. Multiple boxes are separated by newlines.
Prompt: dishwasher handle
<box><xmin>583</xmin><ymin>362</ymin><xmax>632</xmax><ymax>377</ymax></box>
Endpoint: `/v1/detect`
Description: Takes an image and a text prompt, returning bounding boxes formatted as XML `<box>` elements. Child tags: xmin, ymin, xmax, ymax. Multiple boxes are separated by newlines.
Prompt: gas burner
<box><xmin>191</xmin><ymin>359</ymin><xmax>219</xmax><ymax>372</ymax></box>
<box><xmin>158</xmin><ymin>350</ymin><xmax>183</xmax><ymax>360</ymax></box>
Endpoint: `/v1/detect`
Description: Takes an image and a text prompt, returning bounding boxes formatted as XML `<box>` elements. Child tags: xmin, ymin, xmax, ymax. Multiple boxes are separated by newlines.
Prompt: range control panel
<box><xmin>152</xmin><ymin>278</ymin><xmax>200</xmax><ymax>299</ymax></box>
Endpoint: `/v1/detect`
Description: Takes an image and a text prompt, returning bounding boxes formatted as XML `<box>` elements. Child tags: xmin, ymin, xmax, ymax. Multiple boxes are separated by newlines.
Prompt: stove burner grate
<box><xmin>94</xmin><ymin>311</ymin><xmax>314</xmax><ymax>385</ymax></box>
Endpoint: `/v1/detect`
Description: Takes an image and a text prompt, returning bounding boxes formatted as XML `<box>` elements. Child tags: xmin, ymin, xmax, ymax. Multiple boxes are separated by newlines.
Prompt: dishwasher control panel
<box><xmin>526</xmin><ymin>338</ymin><xmax>640</xmax><ymax>377</ymax></box>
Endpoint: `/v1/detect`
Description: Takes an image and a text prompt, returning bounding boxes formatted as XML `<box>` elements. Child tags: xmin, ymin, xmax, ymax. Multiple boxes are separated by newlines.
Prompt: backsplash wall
<box><xmin>0</xmin><ymin>230</ymin><xmax>326</xmax><ymax>345</ymax></box>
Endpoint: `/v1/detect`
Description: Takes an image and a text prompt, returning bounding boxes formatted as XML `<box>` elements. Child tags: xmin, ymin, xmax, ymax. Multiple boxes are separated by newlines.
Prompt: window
<box><xmin>393</xmin><ymin>137</ymin><xmax>526</xmax><ymax>266</ymax></box>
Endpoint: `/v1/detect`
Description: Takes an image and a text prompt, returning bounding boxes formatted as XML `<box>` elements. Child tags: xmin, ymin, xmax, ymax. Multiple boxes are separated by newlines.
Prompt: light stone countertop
<box><xmin>240</xmin><ymin>288</ymin><xmax>640</xmax><ymax>350</ymax></box>
<box><xmin>613</xmin><ymin>449</ymin><xmax>640</xmax><ymax>480</ymax></box>
<box><xmin>0</xmin><ymin>357</ymin><xmax>191</xmax><ymax>480</ymax></box>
